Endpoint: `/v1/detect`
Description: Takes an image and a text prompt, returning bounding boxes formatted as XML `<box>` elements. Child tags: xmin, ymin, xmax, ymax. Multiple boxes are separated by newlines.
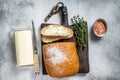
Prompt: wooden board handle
<box><xmin>60</xmin><ymin>6</ymin><xmax>68</xmax><ymax>26</ymax></box>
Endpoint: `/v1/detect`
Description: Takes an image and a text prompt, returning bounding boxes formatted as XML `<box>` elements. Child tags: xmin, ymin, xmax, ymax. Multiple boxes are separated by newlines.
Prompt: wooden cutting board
<box><xmin>40</xmin><ymin>23</ymin><xmax>89</xmax><ymax>74</ymax></box>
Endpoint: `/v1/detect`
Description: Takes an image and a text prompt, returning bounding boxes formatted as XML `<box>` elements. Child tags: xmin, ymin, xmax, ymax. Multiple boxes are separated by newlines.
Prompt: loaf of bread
<box><xmin>41</xmin><ymin>24</ymin><xmax>73</xmax><ymax>43</ymax></box>
<box><xmin>42</xmin><ymin>42</ymin><xmax>79</xmax><ymax>78</ymax></box>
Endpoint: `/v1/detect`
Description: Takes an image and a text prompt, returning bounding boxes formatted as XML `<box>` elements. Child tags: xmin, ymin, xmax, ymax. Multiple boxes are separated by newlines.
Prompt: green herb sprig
<box><xmin>71</xmin><ymin>15</ymin><xmax>87</xmax><ymax>48</ymax></box>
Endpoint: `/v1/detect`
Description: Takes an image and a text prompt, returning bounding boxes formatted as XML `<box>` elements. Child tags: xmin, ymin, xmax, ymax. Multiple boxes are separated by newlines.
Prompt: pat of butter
<box><xmin>14</xmin><ymin>30</ymin><xmax>34</xmax><ymax>66</ymax></box>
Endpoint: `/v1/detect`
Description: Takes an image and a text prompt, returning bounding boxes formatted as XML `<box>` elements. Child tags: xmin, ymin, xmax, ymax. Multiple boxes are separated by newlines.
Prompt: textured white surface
<box><xmin>0</xmin><ymin>0</ymin><xmax>120</xmax><ymax>80</ymax></box>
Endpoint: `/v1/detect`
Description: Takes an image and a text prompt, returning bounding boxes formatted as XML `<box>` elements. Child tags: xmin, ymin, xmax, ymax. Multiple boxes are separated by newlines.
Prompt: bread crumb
<box><xmin>44</xmin><ymin>25</ymin><xmax>68</xmax><ymax>36</ymax></box>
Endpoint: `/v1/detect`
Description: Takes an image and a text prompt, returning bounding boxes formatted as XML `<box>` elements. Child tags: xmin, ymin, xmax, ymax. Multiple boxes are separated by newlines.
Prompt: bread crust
<box><xmin>42</xmin><ymin>42</ymin><xmax>79</xmax><ymax>78</ymax></box>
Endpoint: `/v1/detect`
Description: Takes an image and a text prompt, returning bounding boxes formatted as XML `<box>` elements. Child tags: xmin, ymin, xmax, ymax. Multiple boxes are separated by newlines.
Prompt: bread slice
<box><xmin>41</xmin><ymin>24</ymin><xmax>73</xmax><ymax>37</ymax></box>
<box><xmin>41</xmin><ymin>24</ymin><xmax>74</xmax><ymax>43</ymax></box>
<box><xmin>41</xmin><ymin>35</ymin><xmax>72</xmax><ymax>43</ymax></box>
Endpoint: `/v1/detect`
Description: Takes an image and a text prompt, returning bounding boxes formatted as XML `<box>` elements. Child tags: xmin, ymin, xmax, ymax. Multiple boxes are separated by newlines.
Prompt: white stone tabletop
<box><xmin>0</xmin><ymin>0</ymin><xmax>120</xmax><ymax>80</ymax></box>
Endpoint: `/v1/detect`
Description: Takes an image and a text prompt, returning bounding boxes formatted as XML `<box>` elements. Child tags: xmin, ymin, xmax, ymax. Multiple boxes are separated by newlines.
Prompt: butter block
<box><xmin>14</xmin><ymin>30</ymin><xmax>34</xmax><ymax>66</ymax></box>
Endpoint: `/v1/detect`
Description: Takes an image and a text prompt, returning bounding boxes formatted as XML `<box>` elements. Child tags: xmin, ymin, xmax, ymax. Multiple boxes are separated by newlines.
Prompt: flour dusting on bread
<box><xmin>46</xmin><ymin>46</ymin><xmax>67</xmax><ymax>65</ymax></box>
<box><xmin>42</xmin><ymin>42</ymin><xmax>79</xmax><ymax>78</ymax></box>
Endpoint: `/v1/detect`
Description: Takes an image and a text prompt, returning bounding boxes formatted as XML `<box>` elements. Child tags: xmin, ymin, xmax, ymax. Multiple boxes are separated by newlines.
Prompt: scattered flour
<box><xmin>46</xmin><ymin>46</ymin><xmax>67</xmax><ymax>65</ymax></box>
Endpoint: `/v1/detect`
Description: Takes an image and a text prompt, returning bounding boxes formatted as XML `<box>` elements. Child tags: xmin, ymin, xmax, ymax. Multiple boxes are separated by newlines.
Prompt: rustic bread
<box><xmin>41</xmin><ymin>24</ymin><xmax>73</xmax><ymax>43</ymax></box>
<box><xmin>42</xmin><ymin>42</ymin><xmax>79</xmax><ymax>78</ymax></box>
<box><xmin>41</xmin><ymin>34</ymin><xmax>72</xmax><ymax>43</ymax></box>
<box><xmin>41</xmin><ymin>24</ymin><xmax>73</xmax><ymax>37</ymax></box>
<box><xmin>41</xmin><ymin>36</ymin><xmax>64</xmax><ymax>43</ymax></box>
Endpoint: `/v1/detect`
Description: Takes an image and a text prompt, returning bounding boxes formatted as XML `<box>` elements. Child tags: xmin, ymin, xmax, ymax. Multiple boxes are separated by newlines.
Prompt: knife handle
<box><xmin>34</xmin><ymin>52</ymin><xmax>40</xmax><ymax>75</ymax></box>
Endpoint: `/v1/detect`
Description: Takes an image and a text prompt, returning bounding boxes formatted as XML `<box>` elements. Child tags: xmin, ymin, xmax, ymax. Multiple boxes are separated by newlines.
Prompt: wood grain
<box><xmin>40</xmin><ymin>23</ymin><xmax>89</xmax><ymax>74</ymax></box>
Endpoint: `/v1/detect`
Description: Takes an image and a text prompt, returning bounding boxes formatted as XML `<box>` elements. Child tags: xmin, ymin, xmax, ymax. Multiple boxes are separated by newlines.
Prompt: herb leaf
<box><xmin>71</xmin><ymin>15</ymin><xmax>87</xmax><ymax>48</ymax></box>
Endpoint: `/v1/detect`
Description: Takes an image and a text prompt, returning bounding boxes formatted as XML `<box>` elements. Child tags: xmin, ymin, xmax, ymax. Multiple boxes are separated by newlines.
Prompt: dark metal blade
<box><xmin>32</xmin><ymin>20</ymin><xmax>37</xmax><ymax>50</ymax></box>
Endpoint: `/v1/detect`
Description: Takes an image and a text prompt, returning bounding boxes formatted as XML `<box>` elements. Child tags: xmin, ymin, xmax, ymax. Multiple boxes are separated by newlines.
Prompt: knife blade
<box><xmin>32</xmin><ymin>20</ymin><xmax>40</xmax><ymax>75</ymax></box>
<box><xmin>32</xmin><ymin>20</ymin><xmax>37</xmax><ymax>50</ymax></box>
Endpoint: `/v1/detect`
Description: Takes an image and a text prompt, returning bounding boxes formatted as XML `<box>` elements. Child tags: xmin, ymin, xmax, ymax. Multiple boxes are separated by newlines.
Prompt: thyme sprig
<box><xmin>71</xmin><ymin>15</ymin><xmax>87</xmax><ymax>48</ymax></box>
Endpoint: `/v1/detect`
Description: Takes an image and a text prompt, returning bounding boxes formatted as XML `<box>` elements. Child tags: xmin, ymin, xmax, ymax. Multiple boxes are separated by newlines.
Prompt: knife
<box><xmin>32</xmin><ymin>20</ymin><xmax>40</xmax><ymax>75</ymax></box>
